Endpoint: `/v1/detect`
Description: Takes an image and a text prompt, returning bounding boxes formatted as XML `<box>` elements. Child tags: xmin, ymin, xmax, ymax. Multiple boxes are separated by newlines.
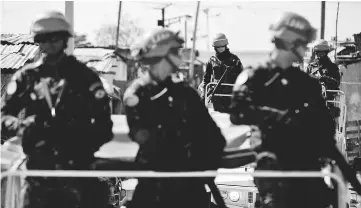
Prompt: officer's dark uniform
<box><xmin>229</xmin><ymin>62</ymin><xmax>337</xmax><ymax>208</ymax></box>
<box><xmin>124</xmin><ymin>76</ymin><xmax>226</xmax><ymax>208</ymax></box>
<box><xmin>203</xmin><ymin>49</ymin><xmax>243</xmax><ymax>112</ymax></box>
<box><xmin>306</xmin><ymin>56</ymin><xmax>341</xmax><ymax>100</ymax></box>
<box><xmin>1</xmin><ymin>55</ymin><xmax>113</xmax><ymax>208</ymax></box>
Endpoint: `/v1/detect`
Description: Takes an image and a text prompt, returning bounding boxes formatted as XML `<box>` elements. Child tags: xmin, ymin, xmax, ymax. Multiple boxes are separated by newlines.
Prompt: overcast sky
<box><xmin>1</xmin><ymin>0</ymin><xmax>361</xmax><ymax>51</ymax></box>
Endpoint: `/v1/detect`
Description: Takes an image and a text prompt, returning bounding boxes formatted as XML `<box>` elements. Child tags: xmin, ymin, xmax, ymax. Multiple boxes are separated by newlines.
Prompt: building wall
<box><xmin>340</xmin><ymin>61</ymin><xmax>361</xmax><ymax>121</ymax></box>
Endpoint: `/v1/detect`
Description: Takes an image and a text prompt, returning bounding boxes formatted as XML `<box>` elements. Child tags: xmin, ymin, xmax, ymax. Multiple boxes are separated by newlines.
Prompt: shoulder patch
<box><xmin>89</xmin><ymin>81</ymin><xmax>107</xmax><ymax>99</ymax></box>
<box><xmin>94</xmin><ymin>89</ymin><xmax>106</xmax><ymax>99</ymax></box>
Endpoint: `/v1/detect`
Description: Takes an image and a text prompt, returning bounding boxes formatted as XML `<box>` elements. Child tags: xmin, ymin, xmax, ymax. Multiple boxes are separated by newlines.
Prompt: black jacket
<box><xmin>124</xmin><ymin>75</ymin><xmax>226</xmax><ymax>208</ymax></box>
<box><xmin>306</xmin><ymin>56</ymin><xmax>341</xmax><ymax>91</ymax></box>
<box><xmin>1</xmin><ymin>55</ymin><xmax>113</xmax><ymax>169</ymax></box>
<box><xmin>203</xmin><ymin>50</ymin><xmax>244</xmax><ymax>95</ymax></box>
<box><xmin>230</xmin><ymin>62</ymin><xmax>336</xmax><ymax>166</ymax></box>
<box><xmin>229</xmin><ymin>62</ymin><xmax>361</xmax><ymax>203</ymax></box>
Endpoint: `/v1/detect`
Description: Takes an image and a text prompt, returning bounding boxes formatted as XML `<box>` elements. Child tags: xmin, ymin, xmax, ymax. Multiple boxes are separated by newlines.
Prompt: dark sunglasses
<box><xmin>34</xmin><ymin>34</ymin><xmax>64</xmax><ymax>44</ymax></box>
<box><xmin>34</xmin><ymin>31</ymin><xmax>70</xmax><ymax>44</ymax></box>
<box><xmin>272</xmin><ymin>38</ymin><xmax>292</xmax><ymax>50</ymax></box>
<box><xmin>138</xmin><ymin>48</ymin><xmax>181</xmax><ymax>65</ymax></box>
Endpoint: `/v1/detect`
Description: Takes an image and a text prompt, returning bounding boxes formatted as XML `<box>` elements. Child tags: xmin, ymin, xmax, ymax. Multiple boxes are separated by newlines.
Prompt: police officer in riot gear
<box><xmin>307</xmin><ymin>39</ymin><xmax>341</xmax><ymax>100</ymax></box>
<box><xmin>124</xmin><ymin>29</ymin><xmax>226</xmax><ymax>208</ymax></box>
<box><xmin>307</xmin><ymin>40</ymin><xmax>341</xmax><ymax>118</ymax></box>
<box><xmin>202</xmin><ymin>33</ymin><xmax>244</xmax><ymax>112</ymax></box>
<box><xmin>1</xmin><ymin>11</ymin><xmax>112</xmax><ymax>208</ymax></box>
<box><xmin>229</xmin><ymin>12</ymin><xmax>361</xmax><ymax>208</ymax></box>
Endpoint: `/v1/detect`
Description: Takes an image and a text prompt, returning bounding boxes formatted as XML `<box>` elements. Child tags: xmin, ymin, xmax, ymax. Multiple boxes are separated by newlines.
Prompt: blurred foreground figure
<box><xmin>1</xmin><ymin>11</ymin><xmax>113</xmax><ymax>208</ymax></box>
<box><xmin>229</xmin><ymin>12</ymin><xmax>361</xmax><ymax>208</ymax></box>
<box><xmin>124</xmin><ymin>29</ymin><xmax>226</xmax><ymax>208</ymax></box>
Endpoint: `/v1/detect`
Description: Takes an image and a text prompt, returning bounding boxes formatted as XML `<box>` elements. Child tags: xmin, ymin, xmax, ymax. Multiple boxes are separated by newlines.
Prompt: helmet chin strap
<box><xmin>290</xmin><ymin>41</ymin><xmax>306</xmax><ymax>63</ymax></box>
<box><xmin>291</xmin><ymin>47</ymin><xmax>303</xmax><ymax>62</ymax></box>
<box><xmin>147</xmin><ymin>69</ymin><xmax>159</xmax><ymax>82</ymax></box>
<box><xmin>165</xmin><ymin>54</ymin><xmax>179</xmax><ymax>72</ymax></box>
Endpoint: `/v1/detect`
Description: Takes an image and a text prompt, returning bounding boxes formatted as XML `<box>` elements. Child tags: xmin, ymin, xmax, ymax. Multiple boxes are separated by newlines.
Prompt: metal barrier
<box><xmin>326</xmin><ymin>90</ymin><xmax>348</xmax><ymax>160</ymax></box>
<box><xmin>204</xmin><ymin>82</ymin><xmax>234</xmax><ymax>106</ymax></box>
<box><xmin>1</xmin><ymin>169</ymin><xmax>348</xmax><ymax>208</ymax></box>
<box><xmin>326</xmin><ymin>90</ymin><xmax>347</xmax><ymax>135</ymax></box>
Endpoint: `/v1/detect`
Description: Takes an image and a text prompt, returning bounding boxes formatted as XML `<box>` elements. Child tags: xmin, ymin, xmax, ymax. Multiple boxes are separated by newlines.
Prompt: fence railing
<box><xmin>326</xmin><ymin>90</ymin><xmax>347</xmax><ymax>135</ymax></box>
<box><xmin>204</xmin><ymin>82</ymin><xmax>234</xmax><ymax>106</ymax></box>
<box><xmin>1</xmin><ymin>169</ymin><xmax>348</xmax><ymax>208</ymax></box>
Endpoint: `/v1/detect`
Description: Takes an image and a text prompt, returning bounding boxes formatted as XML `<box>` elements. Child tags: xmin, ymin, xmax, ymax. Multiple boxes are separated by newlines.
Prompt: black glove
<box><xmin>19</xmin><ymin>115</ymin><xmax>47</xmax><ymax>154</ymax></box>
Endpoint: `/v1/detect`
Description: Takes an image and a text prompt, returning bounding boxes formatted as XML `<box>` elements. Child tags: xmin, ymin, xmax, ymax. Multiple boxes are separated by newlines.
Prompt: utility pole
<box><xmin>321</xmin><ymin>1</ymin><xmax>325</xmax><ymax>39</ymax></box>
<box><xmin>65</xmin><ymin>1</ymin><xmax>74</xmax><ymax>55</ymax></box>
<box><xmin>161</xmin><ymin>15</ymin><xmax>192</xmax><ymax>47</ymax></box>
<box><xmin>184</xmin><ymin>18</ymin><xmax>188</xmax><ymax>48</ymax></box>
<box><xmin>162</xmin><ymin>7</ymin><xmax>165</xmax><ymax>28</ymax></box>
<box><xmin>189</xmin><ymin>1</ymin><xmax>201</xmax><ymax>88</ymax></box>
<box><xmin>203</xmin><ymin>8</ymin><xmax>210</xmax><ymax>52</ymax></box>
<box><xmin>156</xmin><ymin>3</ymin><xmax>172</xmax><ymax>27</ymax></box>
<box><xmin>115</xmin><ymin>1</ymin><xmax>122</xmax><ymax>47</ymax></box>
<box><xmin>335</xmin><ymin>2</ymin><xmax>340</xmax><ymax>60</ymax></box>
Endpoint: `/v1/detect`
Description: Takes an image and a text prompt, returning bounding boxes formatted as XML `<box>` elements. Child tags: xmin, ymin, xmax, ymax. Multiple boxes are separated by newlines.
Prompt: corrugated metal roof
<box><xmin>74</xmin><ymin>48</ymin><xmax>114</xmax><ymax>62</ymax></box>
<box><xmin>0</xmin><ymin>44</ymin><xmax>40</xmax><ymax>71</ymax></box>
<box><xmin>1</xmin><ymin>34</ymin><xmax>39</xmax><ymax>71</ymax></box>
<box><xmin>73</xmin><ymin>48</ymin><xmax>120</xmax><ymax>73</ymax></box>
<box><xmin>1</xmin><ymin>53</ymin><xmax>33</xmax><ymax>70</ymax></box>
<box><xmin>0</xmin><ymin>44</ymin><xmax>23</xmax><ymax>54</ymax></box>
<box><xmin>1</xmin><ymin>34</ymin><xmax>34</xmax><ymax>45</ymax></box>
<box><xmin>86</xmin><ymin>58</ymin><xmax>118</xmax><ymax>73</ymax></box>
<box><xmin>0</xmin><ymin>44</ymin><xmax>39</xmax><ymax>56</ymax></box>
